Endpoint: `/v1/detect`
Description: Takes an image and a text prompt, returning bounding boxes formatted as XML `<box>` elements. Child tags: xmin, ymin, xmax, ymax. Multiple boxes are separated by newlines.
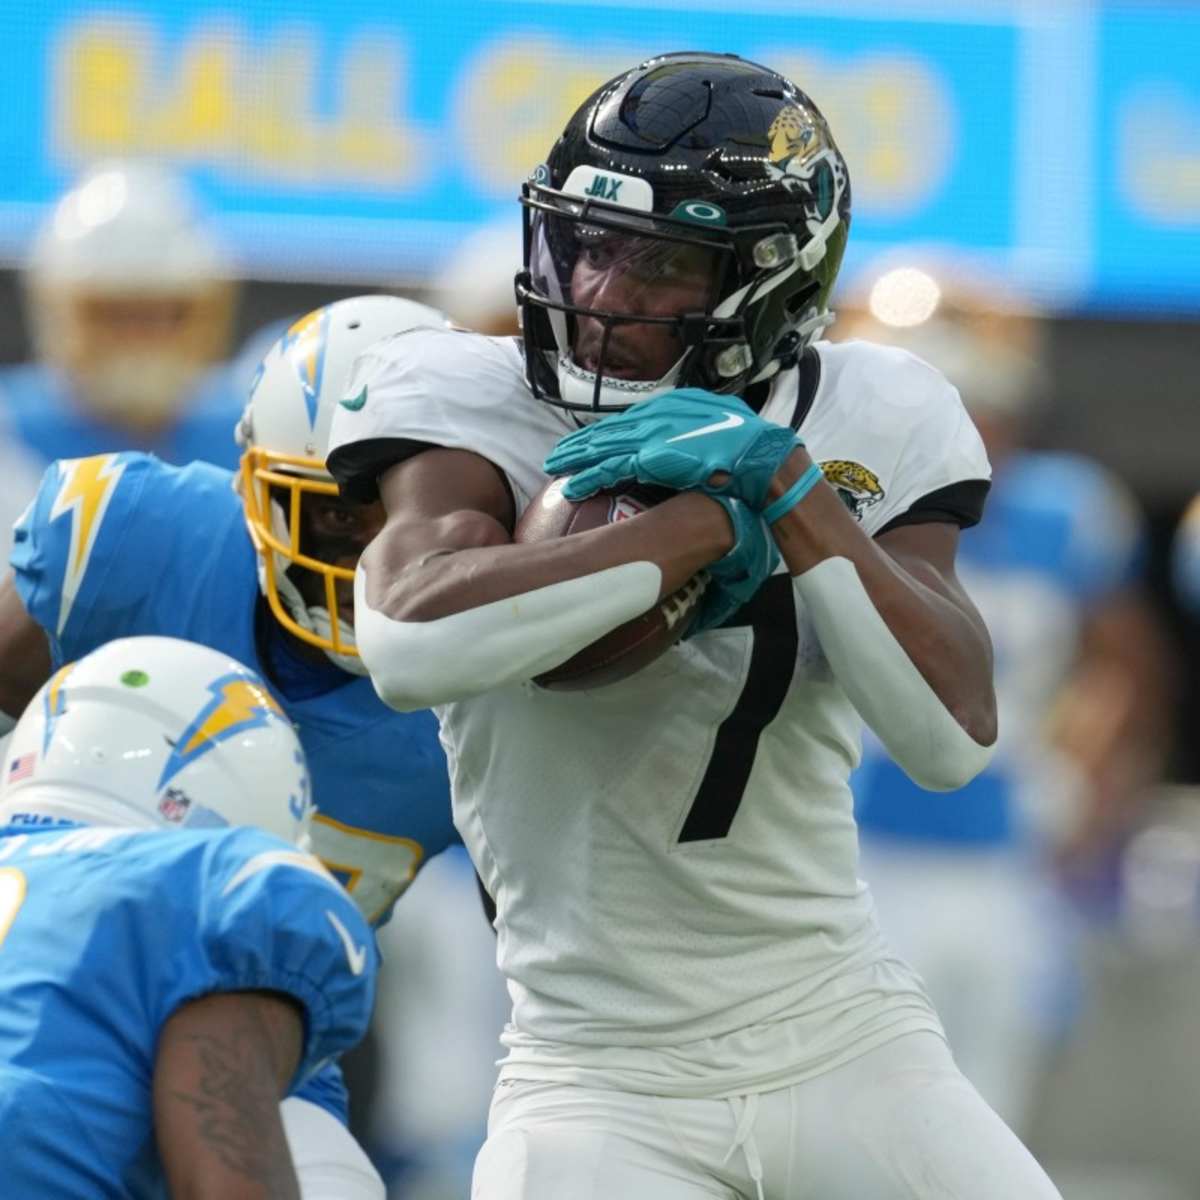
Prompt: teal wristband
<box><xmin>762</xmin><ymin>462</ymin><xmax>823</xmax><ymax>525</ymax></box>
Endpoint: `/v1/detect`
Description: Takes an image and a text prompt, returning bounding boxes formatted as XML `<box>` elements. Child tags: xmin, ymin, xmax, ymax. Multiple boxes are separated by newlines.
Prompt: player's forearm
<box><xmin>155</xmin><ymin>993</ymin><xmax>303</xmax><ymax>1200</ymax></box>
<box><xmin>769</xmin><ymin>448</ymin><xmax>994</xmax><ymax>734</ymax></box>
<box><xmin>362</xmin><ymin>493</ymin><xmax>728</xmax><ymax>622</ymax></box>
<box><xmin>357</xmin><ymin>494</ymin><xmax>731</xmax><ymax>710</ymax></box>
<box><xmin>768</xmin><ymin>449</ymin><xmax>996</xmax><ymax>788</ymax></box>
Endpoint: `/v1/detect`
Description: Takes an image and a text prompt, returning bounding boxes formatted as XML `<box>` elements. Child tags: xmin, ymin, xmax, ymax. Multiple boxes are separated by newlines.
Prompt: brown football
<box><xmin>514</xmin><ymin>479</ymin><xmax>706</xmax><ymax>691</ymax></box>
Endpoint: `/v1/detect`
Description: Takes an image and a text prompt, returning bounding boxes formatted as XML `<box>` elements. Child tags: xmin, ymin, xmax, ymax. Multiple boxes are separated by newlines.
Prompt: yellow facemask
<box><xmin>239</xmin><ymin>447</ymin><xmax>359</xmax><ymax>660</ymax></box>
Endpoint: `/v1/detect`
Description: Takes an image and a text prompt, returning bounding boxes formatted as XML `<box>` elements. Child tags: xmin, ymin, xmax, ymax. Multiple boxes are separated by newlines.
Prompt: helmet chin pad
<box><xmin>306</xmin><ymin>606</ymin><xmax>370</xmax><ymax>676</ymax></box>
<box><xmin>258</xmin><ymin>540</ymin><xmax>366</xmax><ymax>676</ymax></box>
<box><xmin>241</xmin><ymin>450</ymin><xmax>361</xmax><ymax>665</ymax></box>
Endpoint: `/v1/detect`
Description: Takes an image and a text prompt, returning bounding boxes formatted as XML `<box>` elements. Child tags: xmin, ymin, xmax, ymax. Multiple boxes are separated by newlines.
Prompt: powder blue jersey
<box><xmin>9</xmin><ymin>452</ymin><xmax>455</xmax><ymax>925</ymax></box>
<box><xmin>0</xmin><ymin>820</ymin><xmax>377</xmax><ymax>1199</ymax></box>
<box><xmin>855</xmin><ymin>451</ymin><xmax>1142</xmax><ymax>845</ymax></box>
<box><xmin>0</xmin><ymin>362</ymin><xmax>247</xmax><ymax>473</ymax></box>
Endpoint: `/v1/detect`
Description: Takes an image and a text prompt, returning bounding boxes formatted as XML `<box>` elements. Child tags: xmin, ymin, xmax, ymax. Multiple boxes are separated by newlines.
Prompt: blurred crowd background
<box><xmin>1</xmin><ymin>2</ymin><xmax>1198</xmax><ymax>1198</ymax></box>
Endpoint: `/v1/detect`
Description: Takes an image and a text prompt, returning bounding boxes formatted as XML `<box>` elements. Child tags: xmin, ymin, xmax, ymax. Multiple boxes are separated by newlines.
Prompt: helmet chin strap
<box><xmin>556</xmin><ymin>349</ymin><xmax>686</xmax><ymax>414</ymax></box>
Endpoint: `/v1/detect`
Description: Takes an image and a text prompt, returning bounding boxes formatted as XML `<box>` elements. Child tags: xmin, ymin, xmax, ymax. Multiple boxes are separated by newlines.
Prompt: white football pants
<box><xmin>281</xmin><ymin>1097</ymin><xmax>385</xmax><ymax>1200</ymax></box>
<box><xmin>471</xmin><ymin>1032</ymin><xmax>1062</xmax><ymax>1200</ymax></box>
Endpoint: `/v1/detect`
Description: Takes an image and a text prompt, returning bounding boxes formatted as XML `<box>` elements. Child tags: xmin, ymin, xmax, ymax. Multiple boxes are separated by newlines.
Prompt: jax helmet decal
<box><xmin>158</xmin><ymin>672</ymin><xmax>286</xmax><ymax>790</ymax></box>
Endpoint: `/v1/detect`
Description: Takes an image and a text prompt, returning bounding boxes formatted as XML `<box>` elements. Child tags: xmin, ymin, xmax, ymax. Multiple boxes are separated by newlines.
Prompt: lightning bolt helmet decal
<box><xmin>157</xmin><ymin>673</ymin><xmax>286</xmax><ymax>790</ymax></box>
<box><xmin>279</xmin><ymin>306</ymin><xmax>332</xmax><ymax>429</ymax></box>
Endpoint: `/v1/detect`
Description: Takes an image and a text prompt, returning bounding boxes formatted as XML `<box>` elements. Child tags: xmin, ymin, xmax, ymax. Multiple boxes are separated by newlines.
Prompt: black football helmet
<box><xmin>516</xmin><ymin>51</ymin><xmax>851</xmax><ymax>414</ymax></box>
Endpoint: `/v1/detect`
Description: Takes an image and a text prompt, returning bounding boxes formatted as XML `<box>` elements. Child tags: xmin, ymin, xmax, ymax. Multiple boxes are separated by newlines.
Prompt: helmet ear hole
<box><xmin>785</xmin><ymin>280</ymin><xmax>821</xmax><ymax>321</ymax></box>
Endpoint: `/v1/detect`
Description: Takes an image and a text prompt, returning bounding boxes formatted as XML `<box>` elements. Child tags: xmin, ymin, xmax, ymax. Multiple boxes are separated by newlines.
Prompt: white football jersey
<box><xmin>329</xmin><ymin>329</ymin><xmax>991</xmax><ymax>1098</ymax></box>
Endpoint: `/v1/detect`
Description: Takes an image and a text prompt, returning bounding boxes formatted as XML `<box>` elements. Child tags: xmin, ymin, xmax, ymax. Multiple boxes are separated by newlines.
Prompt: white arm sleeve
<box><xmin>355</xmin><ymin>559</ymin><xmax>663</xmax><ymax>711</ymax></box>
<box><xmin>281</xmin><ymin>1097</ymin><xmax>384</xmax><ymax>1200</ymax></box>
<box><xmin>794</xmin><ymin>556</ymin><xmax>995</xmax><ymax>792</ymax></box>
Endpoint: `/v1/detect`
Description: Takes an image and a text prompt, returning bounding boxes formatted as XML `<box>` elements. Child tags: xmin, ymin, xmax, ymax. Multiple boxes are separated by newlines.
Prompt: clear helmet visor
<box><xmin>526</xmin><ymin>201</ymin><xmax>739</xmax><ymax>411</ymax></box>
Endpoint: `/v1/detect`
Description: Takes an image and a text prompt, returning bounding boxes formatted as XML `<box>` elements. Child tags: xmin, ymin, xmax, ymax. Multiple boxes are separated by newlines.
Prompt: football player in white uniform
<box><xmin>327</xmin><ymin>52</ymin><xmax>1062</xmax><ymax>1199</ymax></box>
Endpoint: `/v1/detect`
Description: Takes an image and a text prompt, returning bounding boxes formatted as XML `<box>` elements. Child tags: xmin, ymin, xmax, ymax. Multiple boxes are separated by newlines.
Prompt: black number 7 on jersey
<box><xmin>677</xmin><ymin>575</ymin><xmax>798</xmax><ymax>842</ymax></box>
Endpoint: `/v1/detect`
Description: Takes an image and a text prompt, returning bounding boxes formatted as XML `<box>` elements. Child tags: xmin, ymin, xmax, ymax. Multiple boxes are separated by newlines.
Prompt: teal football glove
<box><xmin>687</xmin><ymin>495</ymin><xmax>780</xmax><ymax>637</ymax></box>
<box><xmin>545</xmin><ymin>388</ymin><xmax>801</xmax><ymax>511</ymax></box>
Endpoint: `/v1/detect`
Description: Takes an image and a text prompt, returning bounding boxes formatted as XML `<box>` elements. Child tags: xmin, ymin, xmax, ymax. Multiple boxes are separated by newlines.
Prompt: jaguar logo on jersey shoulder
<box><xmin>819</xmin><ymin>460</ymin><xmax>884</xmax><ymax>520</ymax></box>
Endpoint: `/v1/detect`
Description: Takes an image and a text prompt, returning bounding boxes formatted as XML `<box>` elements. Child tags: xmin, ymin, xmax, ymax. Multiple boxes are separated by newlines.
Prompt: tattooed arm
<box><xmin>154</xmin><ymin>990</ymin><xmax>304</xmax><ymax>1200</ymax></box>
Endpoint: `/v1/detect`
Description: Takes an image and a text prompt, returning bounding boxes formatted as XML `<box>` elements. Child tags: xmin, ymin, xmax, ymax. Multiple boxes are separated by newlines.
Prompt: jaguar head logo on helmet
<box><xmin>515</xmin><ymin>51</ymin><xmax>851</xmax><ymax>415</ymax></box>
<box><xmin>237</xmin><ymin>295</ymin><xmax>449</xmax><ymax>672</ymax></box>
